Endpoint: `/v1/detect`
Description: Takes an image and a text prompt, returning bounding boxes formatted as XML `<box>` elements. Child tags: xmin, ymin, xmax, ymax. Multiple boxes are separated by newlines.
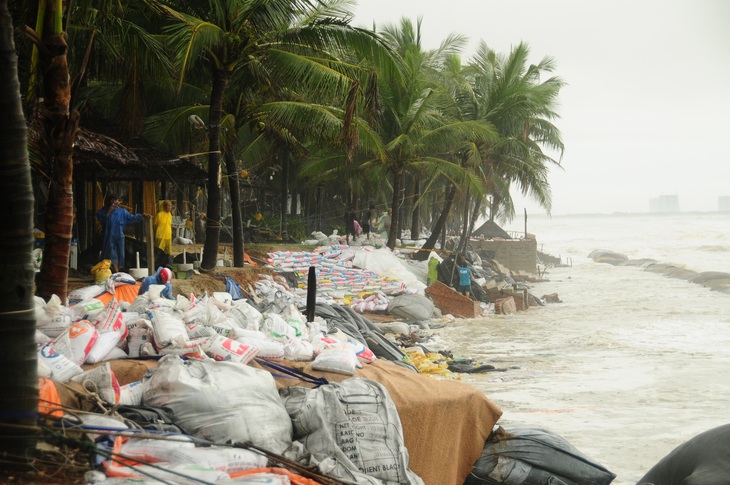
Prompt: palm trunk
<box><xmin>201</xmin><ymin>67</ymin><xmax>228</xmax><ymax>269</ymax></box>
<box><xmin>414</xmin><ymin>184</ymin><xmax>457</xmax><ymax>261</ymax></box>
<box><xmin>0</xmin><ymin>0</ymin><xmax>39</xmax><ymax>463</ymax></box>
<box><xmin>457</xmin><ymin>186</ymin><xmax>471</xmax><ymax>254</ymax></box>
<box><xmin>279</xmin><ymin>149</ymin><xmax>288</xmax><ymax>237</ymax></box>
<box><xmin>223</xmin><ymin>146</ymin><xmax>244</xmax><ymax>267</ymax></box>
<box><xmin>34</xmin><ymin>0</ymin><xmax>78</xmax><ymax>303</ymax></box>
<box><xmin>410</xmin><ymin>176</ymin><xmax>420</xmax><ymax>240</ymax></box>
<box><xmin>387</xmin><ymin>165</ymin><xmax>404</xmax><ymax>249</ymax></box>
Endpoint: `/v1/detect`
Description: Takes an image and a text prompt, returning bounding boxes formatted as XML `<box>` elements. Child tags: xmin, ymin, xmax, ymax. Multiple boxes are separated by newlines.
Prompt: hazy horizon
<box><xmin>353</xmin><ymin>0</ymin><xmax>730</xmax><ymax>216</ymax></box>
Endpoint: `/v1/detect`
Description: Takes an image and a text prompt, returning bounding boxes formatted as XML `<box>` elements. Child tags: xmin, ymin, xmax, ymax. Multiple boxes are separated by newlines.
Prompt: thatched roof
<box><xmin>471</xmin><ymin>220</ymin><xmax>512</xmax><ymax>239</ymax></box>
<box><xmin>72</xmin><ymin>127</ymin><xmax>207</xmax><ymax>184</ymax></box>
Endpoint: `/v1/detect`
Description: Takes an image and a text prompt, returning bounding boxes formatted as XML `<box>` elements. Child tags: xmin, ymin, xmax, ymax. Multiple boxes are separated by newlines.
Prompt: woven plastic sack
<box><xmin>281</xmin><ymin>378</ymin><xmax>423</xmax><ymax>485</ymax></box>
<box><xmin>143</xmin><ymin>355</ymin><xmax>292</xmax><ymax>453</ymax></box>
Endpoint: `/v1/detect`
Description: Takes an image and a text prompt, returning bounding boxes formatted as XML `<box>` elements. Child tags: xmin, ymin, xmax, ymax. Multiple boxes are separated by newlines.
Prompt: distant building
<box><xmin>649</xmin><ymin>195</ymin><xmax>680</xmax><ymax>213</ymax></box>
<box><xmin>719</xmin><ymin>196</ymin><xmax>730</xmax><ymax>212</ymax></box>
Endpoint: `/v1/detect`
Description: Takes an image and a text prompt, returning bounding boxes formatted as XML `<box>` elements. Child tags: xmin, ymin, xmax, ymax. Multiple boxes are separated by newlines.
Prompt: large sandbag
<box><xmin>281</xmin><ymin>377</ymin><xmax>424</xmax><ymax>485</ymax></box>
<box><xmin>465</xmin><ymin>425</ymin><xmax>616</xmax><ymax>485</ymax></box>
<box><xmin>143</xmin><ymin>355</ymin><xmax>292</xmax><ymax>453</ymax></box>
<box><xmin>387</xmin><ymin>294</ymin><xmax>435</xmax><ymax>321</ymax></box>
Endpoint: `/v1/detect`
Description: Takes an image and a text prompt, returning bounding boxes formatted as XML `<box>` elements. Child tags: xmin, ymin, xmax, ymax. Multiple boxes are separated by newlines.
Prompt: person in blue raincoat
<box><xmin>97</xmin><ymin>194</ymin><xmax>151</xmax><ymax>273</ymax></box>
<box><xmin>138</xmin><ymin>267</ymin><xmax>174</xmax><ymax>299</ymax></box>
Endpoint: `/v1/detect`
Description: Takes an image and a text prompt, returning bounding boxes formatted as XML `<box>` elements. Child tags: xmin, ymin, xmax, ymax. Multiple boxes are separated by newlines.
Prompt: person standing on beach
<box><xmin>97</xmin><ymin>194</ymin><xmax>151</xmax><ymax>273</ymax></box>
<box><xmin>427</xmin><ymin>256</ymin><xmax>440</xmax><ymax>285</ymax></box>
<box><xmin>344</xmin><ymin>206</ymin><xmax>357</xmax><ymax>244</ymax></box>
<box><xmin>378</xmin><ymin>208</ymin><xmax>392</xmax><ymax>239</ymax></box>
<box><xmin>457</xmin><ymin>257</ymin><xmax>473</xmax><ymax>298</ymax></box>
<box><xmin>153</xmin><ymin>200</ymin><xmax>173</xmax><ymax>255</ymax></box>
<box><xmin>362</xmin><ymin>204</ymin><xmax>376</xmax><ymax>240</ymax></box>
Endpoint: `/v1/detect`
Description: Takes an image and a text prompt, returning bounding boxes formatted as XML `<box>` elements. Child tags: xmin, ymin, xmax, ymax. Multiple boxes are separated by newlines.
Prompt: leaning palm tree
<box><xmin>149</xmin><ymin>0</ymin><xmax>395</xmax><ymax>269</ymax></box>
<box><xmin>367</xmin><ymin>17</ymin><xmax>496</xmax><ymax>249</ymax></box>
<box><xmin>0</xmin><ymin>0</ymin><xmax>39</xmax><ymax>463</ymax></box>
<box><xmin>466</xmin><ymin>41</ymin><xmax>564</xmax><ymax>222</ymax></box>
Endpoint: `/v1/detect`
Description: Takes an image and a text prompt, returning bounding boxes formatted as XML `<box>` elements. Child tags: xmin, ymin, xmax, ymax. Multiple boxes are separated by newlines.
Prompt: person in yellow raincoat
<box><xmin>153</xmin><ymin>200</ymin><xmax>173</xmax><ymax>254</ymax></box>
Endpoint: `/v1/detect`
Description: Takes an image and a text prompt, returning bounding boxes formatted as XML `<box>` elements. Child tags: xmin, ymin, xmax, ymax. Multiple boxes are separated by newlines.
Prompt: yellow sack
<box><xmin>91</xmin><ymin>259</ymin><xmax>112</xmax><ymax>283</ymax></box>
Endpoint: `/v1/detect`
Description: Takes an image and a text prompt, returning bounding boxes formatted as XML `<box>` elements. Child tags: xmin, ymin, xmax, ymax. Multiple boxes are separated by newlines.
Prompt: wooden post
<box><xmin>147</xmin><ymin>217</ymin><xmax>155</xmax><ymax>273</ymax></box>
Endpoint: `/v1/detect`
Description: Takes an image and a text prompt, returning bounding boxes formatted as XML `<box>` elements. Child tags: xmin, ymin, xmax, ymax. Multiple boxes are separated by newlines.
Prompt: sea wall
<box><xmin>471</xmin><ymin>239</ymin><xmax>537</xmax><ymax>274</ymax></box>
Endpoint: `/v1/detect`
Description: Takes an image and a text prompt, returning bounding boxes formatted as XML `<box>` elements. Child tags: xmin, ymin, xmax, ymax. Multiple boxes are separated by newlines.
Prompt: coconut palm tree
<box><xmin>148</xmin><ymin>0</ymin><xmax>395</xmax><ymax>267</ymax></box>
<box><xmin>25</xmin><ymin>0</ymin><xmax>80</xmax><ymax>303</ymax></box>
<box><xmin>367</xmin><ymin>17</ymin><xmax>496</xmax><ymax>249</ymax></box>
<box><xmin>466</xmin><ymin>41</ymin><xmax>564</xmax><ymax>222</ymax></box>
<box><xmin>0</xmin><ymin>0</ymin><xmax>39</xmax><ymax>463</ymax></box>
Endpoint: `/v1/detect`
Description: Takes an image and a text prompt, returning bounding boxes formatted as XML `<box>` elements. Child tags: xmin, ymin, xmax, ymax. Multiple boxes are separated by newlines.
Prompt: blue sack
<box><xmin>225</xmin><ymin>276</ymin><xmax>245</xmax><ymax>300</ymax></box>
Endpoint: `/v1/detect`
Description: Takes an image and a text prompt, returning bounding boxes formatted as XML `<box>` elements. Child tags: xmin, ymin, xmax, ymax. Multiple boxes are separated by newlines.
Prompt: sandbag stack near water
<box><xmin>281</xmin><ymin>378</ymin><xmax>424</xmax><ymax>485</ymax></box>
<box><xmin>143</xmin><ymin>355</ymin><xmax>293</xmax><ymax>453</ymax></box>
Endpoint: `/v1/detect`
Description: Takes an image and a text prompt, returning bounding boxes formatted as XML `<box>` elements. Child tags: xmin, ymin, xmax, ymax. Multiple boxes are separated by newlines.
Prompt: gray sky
<box><xmin>353</xmin><ymin>0</ymin><xmax>730</xmax><ymax>215</ymax></box>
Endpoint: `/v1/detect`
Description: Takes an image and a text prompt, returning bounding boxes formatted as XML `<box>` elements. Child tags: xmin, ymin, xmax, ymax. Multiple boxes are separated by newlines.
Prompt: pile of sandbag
<box><xmin>265</xmin><ymin>245</ymin><xmax>415</xmax><ymax>302</ymax></box>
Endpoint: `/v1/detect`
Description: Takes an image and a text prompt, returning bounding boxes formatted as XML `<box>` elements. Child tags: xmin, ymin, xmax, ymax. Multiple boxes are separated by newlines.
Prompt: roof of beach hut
<box><xmin>471</xmin><ymin>220</ymin><xmax>512</xmax><ymax>240</ymax></box>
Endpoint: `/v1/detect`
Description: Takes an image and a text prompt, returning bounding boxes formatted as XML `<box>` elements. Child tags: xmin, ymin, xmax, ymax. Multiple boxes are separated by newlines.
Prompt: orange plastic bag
<box><xmin>38</xmin><ymin>378</ymin><xmax>63</xmax><ymax>418</ymax></box>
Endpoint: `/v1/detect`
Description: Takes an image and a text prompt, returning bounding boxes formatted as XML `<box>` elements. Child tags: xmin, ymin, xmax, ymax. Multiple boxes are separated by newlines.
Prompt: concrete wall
<box><xmin>471</xmin><ymin>239</ymin><xmax>537</xmax><ymax>274</ymax></box>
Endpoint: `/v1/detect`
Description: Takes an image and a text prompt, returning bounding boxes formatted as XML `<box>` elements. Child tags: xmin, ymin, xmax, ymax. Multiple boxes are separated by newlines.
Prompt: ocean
<box><xmin>432</xmin><ymin>212</ymin><xmax>730</xmax><ymax>484</ymax></box>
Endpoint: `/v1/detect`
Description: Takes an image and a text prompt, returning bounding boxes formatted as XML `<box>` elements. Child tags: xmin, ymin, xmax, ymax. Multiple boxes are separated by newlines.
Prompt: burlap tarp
<box><xmin>61</xmin><ymin>358</ymin><xmax>502</xmax><ymax>485</ymax></box>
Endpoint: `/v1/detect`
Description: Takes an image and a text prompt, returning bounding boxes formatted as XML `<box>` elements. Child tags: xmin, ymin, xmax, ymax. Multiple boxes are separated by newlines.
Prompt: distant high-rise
<box><xmin>719</xmin><ymin>196</ymin><xmax>730</xmax><ymax>212</ymax></box>
<box><xmin>649</xmin><ymin>195</ymin><xmax>680</xmax><ymax>213</ymax></box>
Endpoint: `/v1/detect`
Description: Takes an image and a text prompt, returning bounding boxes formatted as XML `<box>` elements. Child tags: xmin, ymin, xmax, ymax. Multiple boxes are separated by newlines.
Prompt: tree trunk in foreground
<box><xmin>201</xmin><ymin>67</ymin><xmax>228</xmax><ymax>270</ymax></box>
<box><xmin>35</xmin><ymin>0</ymin><xmax>79</xmax><ymax>303</ymax></box>
<box><xmin>0</xmin><ymin>0</ymin><xmax>39</xmax><ymax>464</ymax></box>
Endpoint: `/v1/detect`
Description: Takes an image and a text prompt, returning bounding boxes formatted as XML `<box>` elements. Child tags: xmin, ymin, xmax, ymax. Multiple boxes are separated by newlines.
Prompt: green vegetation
<box><xmin>9</xmin><ymin>0</ymin><xmax>564</xmax><ymax>293</ymax></box>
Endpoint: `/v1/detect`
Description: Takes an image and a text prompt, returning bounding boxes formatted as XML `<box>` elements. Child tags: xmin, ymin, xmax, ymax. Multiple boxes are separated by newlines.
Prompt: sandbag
<box><xmin>465</xmin><ymin>425</ymin><xmax>616</xmax><ymax>485</ymax></box>
<box><xmin>387</xmin><ymin>294</ymin><xmax>435</xmax><ymax>321</ymax></box>
<box><xmin>281</xmin><ymin>377</ymin><xmax>424</xmax><ymax>485</ymax></box>
<box><xmin>143</xmin><ymin>355</ymin><xmax>292</xmax><ymax>453</ymax></box>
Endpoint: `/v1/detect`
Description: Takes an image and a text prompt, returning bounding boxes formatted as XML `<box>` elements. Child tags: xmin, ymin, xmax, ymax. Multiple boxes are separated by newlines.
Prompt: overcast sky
<box><xmin>353</xmin><ymin>0</ymin><xmax>730</xmax><ymax>215</ymax></box>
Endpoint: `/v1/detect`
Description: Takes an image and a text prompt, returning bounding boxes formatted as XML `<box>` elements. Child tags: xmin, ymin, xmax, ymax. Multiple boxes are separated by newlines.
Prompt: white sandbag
<box><xmin>311</xmin><ymin>347</ymin><xmax>359</xmax><ymax>375</ymax></box>
<box><xmin>202</xmin><ymin>334</ymin><xmax>259</xmax><ymax>364</ymax></box>
<box><xmin>68</xmin><ymin>285</ymin><xmax>104</xmax><ymax>304</ymax></box>
<box><xmin>38</xmin><ymin>344</ymin><xmax>83</xmax><ymax>382</ymax></box>
<box><xmin>261</xmin><ymin>313</ymin><xmax>296</xmax><ymax>339</ymax></box>
<box><xmin>93</xmin><ymin>299</ymin><xmax>126</xmax><ymax>337</ymax></box>
<box><xmin>185</xmin><ymin>324</ymin><xmax>218</xmax><ymax>339</ymax></box>
<box><xmin>118</xmin><ymin>435</ymin><xmax>196</xmax><ymax>463</ymax></box>
<box><xmin>35</xmin><ymin>329</ymin><xmax>53</xmax><ymax>346</ymax></box>
<box><xmin>122</xmin><ymin>445</ymin><xmax>267</xmax><ymax>475</ymax></box>
<box><xmin>281</xmin><ymin>378</ymin><xmax>423</xmax><ymax>485</ymax></box>
<box><xmin>50</xmin><ymin>320</ymin><xmax>99</xmax><ymax>366</ymax></box>
<box><xmin>283</xmin><ymin>337</ymin><xmax>315</xmax><ymax>362</ymax></box>
<box><xmin>212</xmin><ymin>292</ymin><xmax>233</xmax><ymax>309</ymax></box>
<box><xmin>128</xmin><ymin>293</ymin><xmax>152</xmax><ymax>313</ymax></box>
<box><xmin>127</xmin><ymin>320</ymin><xmax>153</xmax><ymax>358</ymax></box>
<box><xmin>235</xmin><ymin>336</ymin><xmax>285</xmax><ymax>360</ymax></box>
<box><xmin>37</xmin><ymin>356</ymin><xmax>52</xmax><ymax>378</ymax></box>
<box><xmin>34</xmin><ymin>295</ymin><xmax>72</xmax><ymax>337</ymax></box>
<box><xmin>105</xmin><ymin>462</ymin><xmax>229</xmax><ymax>483</ymax></box>
<box><xmin>69</xmin><ymin>298</ymin><xmax>106</xmax><ymax>322</ymax></box>
<box><xmin>85</xmin><ymin>331</ymin><xmax>125</xmax><ymax>364</ymax></box>
<box><xmin>143</xmin><ymin>355</ymin><xmax>293</xmax><ymax>453</ymax></box>
<box><xmin>229</xmin><ymin>301</ymin><xmax>264</xmax><ymax>331</ymax></box>
<box><xmin>348</xmin><ymin>340</ymin><xmax>376</xmax><ymax>364</ymax></box>
<box><xmin>118</xmin><ymin>380</ymin><xmax>146</xmax><ymax>406</ymax></box>
<box><xmin>146</xmin><ymin>308</ymin><xmax>190</xmax><ymax>349</ymax></box>
<box><xmin>102</xmin><ymin>346</ymin><xmax>129</xmax><ymax>361</ymax></box>
<box><xmin>71</xmin><ymin>362</ymin><xmax>121</xmax><ymax>404</ymax></box>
